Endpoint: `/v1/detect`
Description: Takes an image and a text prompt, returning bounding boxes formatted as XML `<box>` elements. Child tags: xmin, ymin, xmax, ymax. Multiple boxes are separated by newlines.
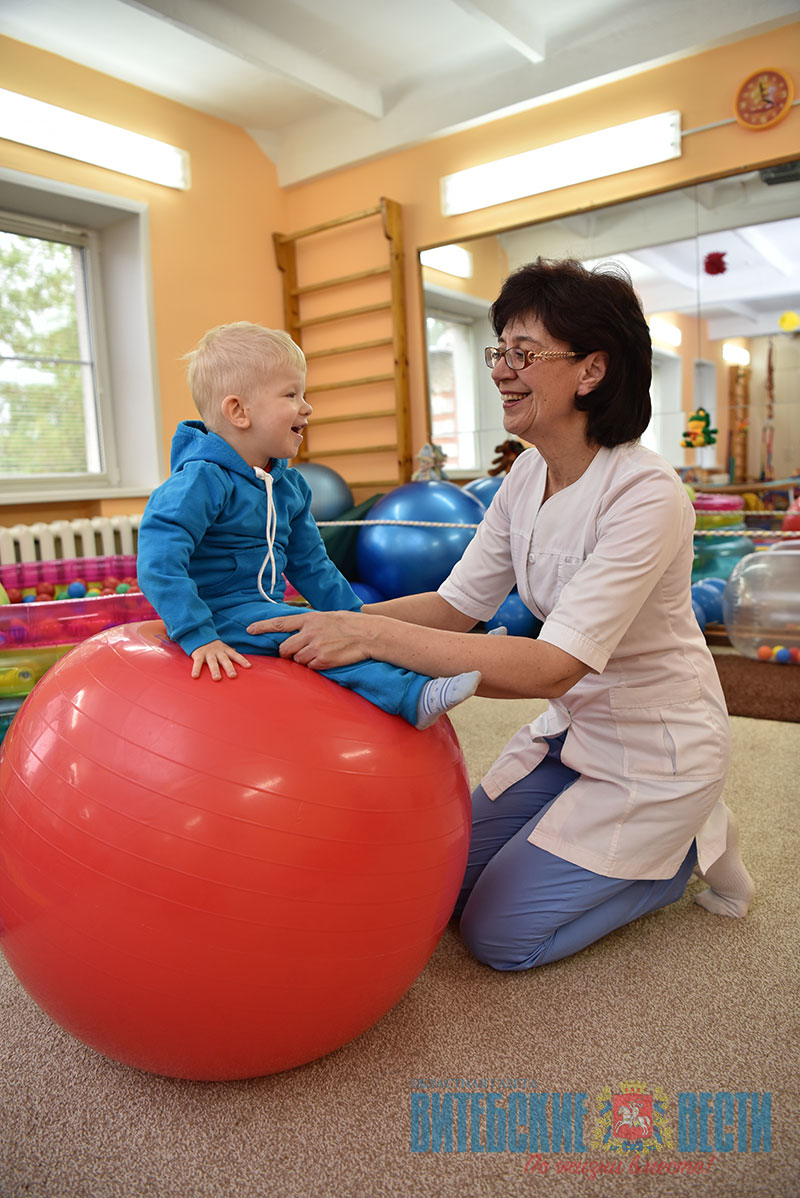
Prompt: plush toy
<box><xmin>488</xmin><ymin>439</ymin><xmax>525</xmax><ymax>476</ymax></box>
<box><xmin>681</xmin><ymin>408</ymin><xmax>718</xmax><ymax>448</ymax></box>
<box><xmin>411</xmin><ymin>442</ymin><xmax>448</xmax><ymax>481</ymax></box>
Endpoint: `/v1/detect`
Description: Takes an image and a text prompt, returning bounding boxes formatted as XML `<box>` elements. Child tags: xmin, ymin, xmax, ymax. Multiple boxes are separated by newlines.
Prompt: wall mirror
<box><xmin>420</xmin><ymin>165</ymin><xmax>800</xmax><ymax>480</ymax></box>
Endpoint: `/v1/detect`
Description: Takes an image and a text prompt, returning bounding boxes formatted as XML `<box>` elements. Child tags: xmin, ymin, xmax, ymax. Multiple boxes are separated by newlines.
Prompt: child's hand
<box><xmin>191</xmin><ymin>640</ymin><xmax>252</xmax><ymax>680</ymax></box>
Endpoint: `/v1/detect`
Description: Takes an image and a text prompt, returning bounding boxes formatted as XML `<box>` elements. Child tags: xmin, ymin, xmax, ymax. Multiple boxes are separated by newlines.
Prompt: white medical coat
<box><xmin>439</xmin><ymin>443</ymin><xmax>730</xmax><ymax>880</ymax></box>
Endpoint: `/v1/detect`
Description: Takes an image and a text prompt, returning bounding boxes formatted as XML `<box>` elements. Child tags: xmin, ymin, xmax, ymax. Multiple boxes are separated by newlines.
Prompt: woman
<box><xmin>248</xmin><ymin>257</ymin><xmax>754</xmax><ymax>971</ymax></box>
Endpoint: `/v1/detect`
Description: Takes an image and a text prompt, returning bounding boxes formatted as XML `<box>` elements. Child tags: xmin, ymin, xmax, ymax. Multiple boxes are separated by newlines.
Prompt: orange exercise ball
<box><xmin>0</xmin><ymin>621</ymin><xmax>470</xmax><ymax>1080</ymax></box>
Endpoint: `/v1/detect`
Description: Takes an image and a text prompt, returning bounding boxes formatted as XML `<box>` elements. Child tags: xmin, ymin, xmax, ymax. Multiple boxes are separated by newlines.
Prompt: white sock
<box><xmin>416</xmin><ymin>671</ymin><xmax>481</xmax><ymax>729</ymax></box>
<box><xmin>487</xmin><ymin>625</ymin><xmax>507</xmax><ymax>636</ymax></box>
<box><xmin>694</xmin><ymin>812</ymin><xmax>755</xmax><ymax>918</ymax></box>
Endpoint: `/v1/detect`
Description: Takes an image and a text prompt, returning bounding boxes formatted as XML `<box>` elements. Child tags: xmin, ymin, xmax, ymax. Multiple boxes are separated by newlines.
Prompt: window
<box><xmin>0</xmin><ymin>167</ymin><xmax>164</xmax><ymax>506</ymax></box>
<box><xmin>0</xmin><ymin>213</ymin><xmax>111</xmax><ymax>483</ymax></box>
<box><xmin>423</xmin><ymin>285</ymin><xmax>498</xmax><ymax>475</ymax></box>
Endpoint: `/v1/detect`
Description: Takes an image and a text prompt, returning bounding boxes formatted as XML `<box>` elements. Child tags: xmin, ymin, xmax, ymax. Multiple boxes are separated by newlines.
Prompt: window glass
<box><xmin>0</xmin><ymin>223</ymin><xmax>102</xmax><ymax>481</ymax></box>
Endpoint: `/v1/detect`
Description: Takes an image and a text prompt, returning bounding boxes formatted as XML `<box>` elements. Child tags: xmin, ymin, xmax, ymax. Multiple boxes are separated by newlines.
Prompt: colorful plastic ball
<box><xmin>485</xmin><ymin>590</ymin><xmax>542</xmax><ymax>637</ymax></box>
<box><xmin>350</xmin><ymin>582</ymin><xmax>385</xmax><ymax>605</ymax></box>
<box><xmin>115</xmin><ymin>583</ymin><xmax>131</xmax><ymax>594</ymax></box>
<box><xmin>0</xmin><ymin>620</ymin><xmax>471</xmax><ymax>1081</ymax></box>
<box><xmin>462</xmin><ymin>476</ymin><xmax>502</xmax><ymax>507</ymax></box>
<box><xmin>773</xmin><ymin>647</ymin><xmax>792</xmax><ymax>664</ymax></box>
<box><xmin>67</xmin><ymin>581</ymin><xmax>87</xmax><ymax>598</ymax></box>
<box><xmin>22</xmin><ymin>594</ymin><xmax>37</xmax><ymax>603</ymax></box>
<box><xmin>293</xmin><ymin>462</ymin><xmax>354</xmax><ymax>522</ymax></box>
<box><xmin>790</xmin><ymin>648</ymin><xmax>800</xmax><ymax>663</ymax></box>
<box><xmin>0</xmin><ymin>584</ymin><xmax>9</xmax><ymax>605</ymax></box>
<box><xmin>691</xmin><ymin>600</ymin><xmax>707</xmax><ymax>631</ymax></box>
<box><xmin>356</xmin><ymin>481</ymin><xmax>484</xmax><ymax>599</ymax></box>
<box><xmin>756</xmin><ymin>645</ymin><xmax>773</xmax><ymax>660</ymax></box>
<box><xmin>5</xmin><ymin>588</ymin><xmax>22</xmax><ymax>605</ymax></box>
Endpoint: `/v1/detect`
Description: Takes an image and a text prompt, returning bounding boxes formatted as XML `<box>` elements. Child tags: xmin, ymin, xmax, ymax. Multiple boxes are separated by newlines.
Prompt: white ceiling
<box><xmin>3</xmin><ymin>1</ymin><xmax>798</xmax><ymax>340</ymax></box>
<box><xmin>497</xmin><ymin>172</ymin><xmax>800</xmax><ymax>340</ymax></box>
<box><xmin>1</xmin><ymin>0</ymin><xmax>798</xmax><ymax>186</ymax></box>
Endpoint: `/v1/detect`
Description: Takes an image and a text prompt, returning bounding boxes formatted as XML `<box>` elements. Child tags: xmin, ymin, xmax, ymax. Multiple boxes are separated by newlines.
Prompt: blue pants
<box><xmin>213</xmin><ymin>599</ymin><xmax>428</xmax><ymax>725</ymax></box>
<box><xmin>455</xmin><ymin>735</ymin><xmax>697</xmax><ymax>970</ymax></box>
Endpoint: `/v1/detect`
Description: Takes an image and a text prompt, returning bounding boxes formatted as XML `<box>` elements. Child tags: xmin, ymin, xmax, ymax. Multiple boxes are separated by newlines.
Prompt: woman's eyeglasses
<box><xmin>484</xmin><ymin>347</ymin><xmax>582</xmax><ymax>370</ymax></box>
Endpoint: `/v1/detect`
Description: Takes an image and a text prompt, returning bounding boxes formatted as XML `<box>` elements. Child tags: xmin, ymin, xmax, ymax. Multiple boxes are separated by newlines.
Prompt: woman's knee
<box><xmin>459</xmin><ymin>897</ymin><xmax>552</xmax><ymax>972</ymax></box>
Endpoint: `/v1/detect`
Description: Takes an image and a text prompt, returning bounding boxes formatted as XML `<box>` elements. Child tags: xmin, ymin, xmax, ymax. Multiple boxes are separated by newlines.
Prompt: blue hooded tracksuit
<box><xmin>137</xmin><ymin>421</ymin><xmax>428</xmax><ymax>723</ymax></box>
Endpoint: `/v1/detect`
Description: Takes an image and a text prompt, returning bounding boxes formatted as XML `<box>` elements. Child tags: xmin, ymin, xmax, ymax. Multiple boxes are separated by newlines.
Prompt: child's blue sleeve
<box><xmin>283</xmin><ymin>477</ymin><xmax>363</xmax><ymax>612</ymax></box>
<box><xmin>137</xmin><ymin>464</ymin><xmax>232</xmax><ymax>654</ymax></box>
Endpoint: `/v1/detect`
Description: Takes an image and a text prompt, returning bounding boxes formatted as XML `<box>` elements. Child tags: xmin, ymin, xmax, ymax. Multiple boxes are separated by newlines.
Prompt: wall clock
<box><xmin>734</xmin><ymin>69</ymin><xmax>794</xmax><ymax>130</ymax></box>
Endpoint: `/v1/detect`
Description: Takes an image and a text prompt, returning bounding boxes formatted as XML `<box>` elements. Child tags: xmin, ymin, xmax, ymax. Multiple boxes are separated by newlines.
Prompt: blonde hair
<box><xmin>185</xmin><ymin>322</ymin><xmax>306</xmax><ymax>428</ymax></box>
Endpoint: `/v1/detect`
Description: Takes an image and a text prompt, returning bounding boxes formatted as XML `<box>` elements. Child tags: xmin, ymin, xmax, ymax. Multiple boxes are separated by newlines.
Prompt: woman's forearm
<box><xmin>363</xmin><ymin>614</ymin><xmax>588</xmax><ymax>700</ymax></box>
<box><xmin>361</xmin><ymin>591</ymin><xmax>477</xmax><ymax>632</ymax></box>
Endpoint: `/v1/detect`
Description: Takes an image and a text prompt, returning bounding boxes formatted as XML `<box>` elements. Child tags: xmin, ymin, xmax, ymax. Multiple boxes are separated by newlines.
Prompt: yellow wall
<box><xmin>1</xmin><ymin>23</ymin><xmax>798</xmax><ymax>525</ymax></box>
<box><xmin>277</xmin><ymin>24</ymin><xmax>798</xmax><ymax>465</ymax></box>
<box><xmin>0</xmin><ymin>35</ymin><xmax>284</xmax><ymax>524</ymax></box>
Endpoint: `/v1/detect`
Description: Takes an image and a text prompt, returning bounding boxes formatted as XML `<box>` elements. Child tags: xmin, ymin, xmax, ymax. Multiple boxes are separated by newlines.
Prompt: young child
<box><xmin>136</xmin><ymin>322</ymin><xmax>480</xmax><ymax>728</ymax></box>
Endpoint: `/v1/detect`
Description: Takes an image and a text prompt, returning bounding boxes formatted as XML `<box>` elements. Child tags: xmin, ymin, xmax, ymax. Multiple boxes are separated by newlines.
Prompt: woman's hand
<box><xmin>246</xmin><ymin>610</ymin><xmax>373</xmax><ymax>670</ymax></box>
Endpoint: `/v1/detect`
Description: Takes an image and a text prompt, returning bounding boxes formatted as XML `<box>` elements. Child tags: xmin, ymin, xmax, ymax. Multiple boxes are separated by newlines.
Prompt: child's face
<box><xmin>243</xmin><ymin>365</ymin><xmax>311</xmax><ymax>464</ymax></box>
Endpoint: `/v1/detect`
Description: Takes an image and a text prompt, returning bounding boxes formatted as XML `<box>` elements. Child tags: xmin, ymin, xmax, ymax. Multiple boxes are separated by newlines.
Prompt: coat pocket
<box><xmin>609</xmin><ymin>680</ymin><xmax>726</xmax><ymax>780</ymax></box>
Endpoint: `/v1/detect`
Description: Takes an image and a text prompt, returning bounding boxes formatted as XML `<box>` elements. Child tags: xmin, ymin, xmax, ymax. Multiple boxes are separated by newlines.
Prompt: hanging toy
<box><xmin>704</xmin><ymin>251</ymin><xmax>727</xmax><ymax>276</ymax></box>
<box><xmin>682</xmin><ymin>407</ymin><xmax>718</xmax><ymax>448</ymax></box>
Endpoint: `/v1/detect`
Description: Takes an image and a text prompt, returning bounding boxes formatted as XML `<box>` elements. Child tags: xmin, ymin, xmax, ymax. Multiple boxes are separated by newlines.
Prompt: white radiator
<box><xmin>0</xmin><ymin>515</ymin><xmax>141</xmax><ymax>565</ymax></box>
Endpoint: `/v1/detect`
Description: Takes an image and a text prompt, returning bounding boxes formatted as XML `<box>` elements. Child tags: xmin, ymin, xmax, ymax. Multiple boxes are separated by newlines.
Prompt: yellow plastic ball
<box><xmin>778</xmin><ymin>310</ymin><xmax>800</xmax><ymax>333</ymax></box>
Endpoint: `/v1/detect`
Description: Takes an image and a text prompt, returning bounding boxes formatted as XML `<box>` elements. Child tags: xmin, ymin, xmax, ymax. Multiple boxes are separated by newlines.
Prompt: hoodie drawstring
<box><xmin>253</xmin><ymin>466</ymin><xmax>279</xmax><ymax>604</ymax></box>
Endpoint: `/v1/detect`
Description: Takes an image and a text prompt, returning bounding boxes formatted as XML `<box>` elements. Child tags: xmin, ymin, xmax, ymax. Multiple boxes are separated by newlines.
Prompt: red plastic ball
<box><xmin>0</xmin><ymin>621</ymin><xmax>470</xmax><ymax>1081</ymax></box>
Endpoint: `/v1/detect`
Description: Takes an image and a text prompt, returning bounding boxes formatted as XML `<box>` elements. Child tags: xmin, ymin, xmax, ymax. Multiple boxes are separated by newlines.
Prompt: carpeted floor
<box><xmin>1</xmin><ymin>695</ymin><xmax>798</xmax><ymax>1198</ymax></box>
<box><xmin>711</xmin><ymin>650</ymin><xmax>800</xmax><ymax>722</ymax></box>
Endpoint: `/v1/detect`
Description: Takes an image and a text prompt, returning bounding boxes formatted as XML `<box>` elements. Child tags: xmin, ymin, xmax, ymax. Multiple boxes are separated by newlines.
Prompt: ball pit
<box><xmin>0</xmin><ymin>620</ymin><xmax>471</xmax><ymax>1080</ymax></box>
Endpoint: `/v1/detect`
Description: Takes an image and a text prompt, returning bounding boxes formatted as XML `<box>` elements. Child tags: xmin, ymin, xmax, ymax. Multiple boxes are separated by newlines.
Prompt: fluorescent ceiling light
<box><xmin>441</xmin><ymin>111</ymin><xmax>681</xmax><ymax>216</ymax></box>
<box><xmin>0</xmin><ymin>88</ymin><xmax>191</xmax><ymax>190</ymax></box>
<box><xmin>649</xmin><ymin>317</ymin><xmax>682</xmax><ymax>347</ymax></box>
<box><xmin>419</xmin><ymin>245</ymin><xmax>474</xmax><ymax>278</ymax></box>
<box><xmin>722</xmin><ymin>343</ymin><xmax>751</xmax><ymax>366</ymax></box>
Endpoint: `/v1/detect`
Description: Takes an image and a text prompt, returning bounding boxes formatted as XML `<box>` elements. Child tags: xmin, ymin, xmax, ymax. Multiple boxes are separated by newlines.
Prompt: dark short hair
<box><xmin>489</xmin><ymin>257</ymin><xmax>652</xmax><ymax>447</ymax></box>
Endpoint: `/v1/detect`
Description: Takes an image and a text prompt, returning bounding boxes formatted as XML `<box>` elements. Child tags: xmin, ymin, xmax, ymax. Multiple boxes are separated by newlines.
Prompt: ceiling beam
<box><xmin>451</xmin><ymin>0</ymin><xmax>545</xmax><ymax>64</ymax></box>
<box><xmin>119</xmin><ymin>0</ymin><xmax>383</xmax><ymax>118</ymax></box>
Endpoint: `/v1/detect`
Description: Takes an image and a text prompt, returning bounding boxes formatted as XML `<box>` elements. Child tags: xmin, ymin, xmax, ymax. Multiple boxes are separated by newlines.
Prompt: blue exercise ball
<box><xmin>350</xmin><ymin>582</ymin><xmax>385</xmax><ymax>605</ymax></box>
<box><xmin>463</xmin><ymin>476</ymin><xmax>501</xmax><ymax>507</ymax></box>
<box><xmin>356</xmin><ymin>481</ymin><xmax>484</xmax><ymax>599</ymax></box>
<box><xmin>293</xmin><ymin>462</ymin><xmax>353</xmax><ymax>521</ymax></box>
<box><xmin>690</xmin><ymin>580</ymin><xmax>724</xmax><ymax>625</ymax></box>
<box><xmin>485</xmin><ymin>590</ymin><xmax>542</xmax><ymax>638</ymax></box>
<box><xmin>691</xmin><ymin>599</ymin><xmax>707</xmax><ymax>631</ymax></box>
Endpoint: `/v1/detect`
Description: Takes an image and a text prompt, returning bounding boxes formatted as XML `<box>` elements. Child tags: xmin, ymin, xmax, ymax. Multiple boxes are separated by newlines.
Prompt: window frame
<box><xmin>0</xmin><ymin>167</ymin><xmax>164</xmax><ymax>507</ymax></box>
<box><xmin>0</xmin><ymin>208</ymin><xmax>119</xmax><ymax>490</ymax></box>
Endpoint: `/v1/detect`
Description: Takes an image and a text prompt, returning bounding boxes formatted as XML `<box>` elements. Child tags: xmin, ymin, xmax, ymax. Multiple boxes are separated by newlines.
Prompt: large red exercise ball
<box><xmin>463</xmin><ymin>475</ymin><xmax>503</xmax><ymax>507</ymax></box>
<box><xmin>0</xmin><ymin>621</ymin><xmax>471</xmax><ymax>1081</ymax></box>
<box><xmin>356</xmin><ymin>481</ymin><xmax>485</xmax><ymax>599</ymax></box>
<box><xmin>292</xmin><ymin>462</ymin><xmax>353</xmax><ymax>521</ymax></box>
<box><xmin>485</xmin><ymin>590</ymin><xmax>543</xmax><ymax>638</ymax></box>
